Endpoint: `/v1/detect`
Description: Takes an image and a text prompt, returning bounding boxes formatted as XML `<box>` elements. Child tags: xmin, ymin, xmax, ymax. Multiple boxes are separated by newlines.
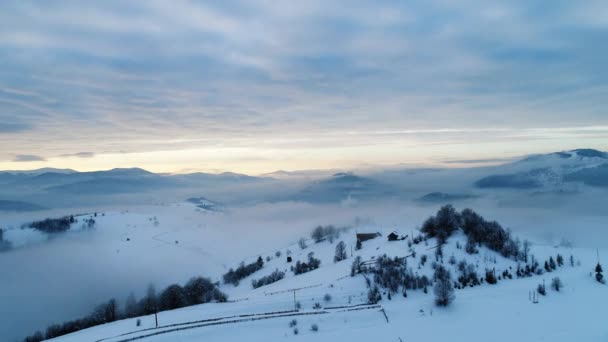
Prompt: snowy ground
<box><xmin>37</xmin><ymin>213</ymin><xmax>608</xmax><ymax>342</ymax></box>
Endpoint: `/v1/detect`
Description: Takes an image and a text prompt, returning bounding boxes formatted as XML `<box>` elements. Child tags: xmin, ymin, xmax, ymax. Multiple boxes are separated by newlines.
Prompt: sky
<box><xmin>1</xmin><ymin>0</ymin><xmax>607</xmax><ymax>174</ymax></box>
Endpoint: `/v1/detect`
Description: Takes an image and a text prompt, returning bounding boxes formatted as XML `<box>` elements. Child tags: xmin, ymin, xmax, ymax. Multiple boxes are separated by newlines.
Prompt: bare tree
<box><xmin>334</xmin><ymin>241</ymin><xmax>347</xmax><ymax>262</ymax></box>
<box><xmin>522</xmin><ymin>239</ymin><xmax>531</xmax><ymax>262</ymax></box>
<box><xmin>434</xmin><ymin>265</ymin><xmax>455</xmax><ymax>306</ymax></box>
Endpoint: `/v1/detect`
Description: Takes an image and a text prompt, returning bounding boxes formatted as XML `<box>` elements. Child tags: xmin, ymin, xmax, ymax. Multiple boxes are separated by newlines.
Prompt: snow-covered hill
<box><xmin>33</xmin><ymin>206</ymin><xmax>608</xmax><ymax>342</ymax></box>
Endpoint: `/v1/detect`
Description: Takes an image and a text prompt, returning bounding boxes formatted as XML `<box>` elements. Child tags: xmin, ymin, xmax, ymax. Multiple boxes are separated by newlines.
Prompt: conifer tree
<box><xmin>596</xmin><ymin>263</ymin><xmax>605</xmax><ymax>284</ymax></box>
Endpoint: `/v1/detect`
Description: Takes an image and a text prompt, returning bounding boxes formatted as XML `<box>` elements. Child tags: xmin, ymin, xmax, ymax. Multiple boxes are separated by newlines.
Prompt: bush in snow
<box><xmin>334</xmin><ymin>240</ymin><xmax>348</xmax><ymax>262</ymax></box>
<box><xmin>485</xmin><ymin>269</ymin><xmax>497</xmax><ymax>285</ymax></box>
<box><xmin>457</xmin><ymin>261</ymin><xmax>479</xmax><ymax>287</ymax></box>
<box><xmin>537</xmin><ymin>282</ymin><xmax>546</xmax><ymax>296</ymax></box>
<box><xmin>420</xmin><ymin>254</ymin><xmax>428</xmax><ymax>265</ymax></box>
<box><xmin>433</xmin><ymin>265</ymin><xmax>455</xmax><ymax>306</ymax></box>
<box><xmin>449</xmin><ymin>254</ymin><xmax>456</xmax><ymax>265</ymax></box>
<box><xmin>551</xmin><ymin>277</ymin><xmax>563</xmax><ymax>291</ymax></box>
<box><xmin>289</xmin><ymin>319</ymin><xmax>297</xmax><ymax>328</ymax></box>
<box><xmin>313</xmin><ymin>302</ymin><xmax>322</xmax><ymax>309</ymax></box>
<box><xmin>311</xmin><ymin>323</ymin><xmax>319</xmax><ymax>332</ymax></box>
<box><xmin>323</xmin><ymin>293</ymin><xmax>332</xmax><ymax>302</ymax></box>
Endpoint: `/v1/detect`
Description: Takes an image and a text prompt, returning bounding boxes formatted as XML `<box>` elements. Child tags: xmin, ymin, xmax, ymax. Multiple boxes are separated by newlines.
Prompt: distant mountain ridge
<box><xmin>0</xmin><ymin>167</ymin><xmax>269</xmax><ymax>196</ymax></box>
<box><xmin>0</xmin><ymin>200</ymin><xmax>46</xmax><ymax>212</ymax></box>
<box><xmin>475</xmin><ymin>148</ymin><xmax>608</xmax><ymax>189</ymax></box>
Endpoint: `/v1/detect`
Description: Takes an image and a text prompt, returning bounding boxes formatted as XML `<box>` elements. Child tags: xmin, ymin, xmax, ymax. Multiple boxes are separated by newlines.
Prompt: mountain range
<box><xmin>0</xmin><ymin>148</ymin><xmax>606</xmax><ymax>210</ymax></box>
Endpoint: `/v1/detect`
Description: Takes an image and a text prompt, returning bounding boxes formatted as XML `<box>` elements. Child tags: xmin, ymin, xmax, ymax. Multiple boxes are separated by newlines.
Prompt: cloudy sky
<box><xmin>1</xmin><ymin>0</ymin><xmax>607</xmax><ymax>174</ymax></box>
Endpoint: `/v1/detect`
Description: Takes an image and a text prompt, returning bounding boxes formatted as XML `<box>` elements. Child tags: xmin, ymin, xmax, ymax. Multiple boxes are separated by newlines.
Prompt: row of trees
<box><xmin>251</xmin><ymin>269</ymin><xmax>285</xmax><ymax>289</ymax></box>
<box><xmin>24</xmin><ymin>276</ymin><xmax>227</xmax><ymax>342</ymax></box>
<box><xmin>223</xmin><ymin>256</ymin><xmax>264</xmax><ymax>286</ymax></box>
<box><xmin>311</xmin><ymin>225</ymin><xmax>341</xmax><ymax>243</ymax></box>
<box><xmin>29</xmin><ymin>215</ymin><xmax>76</xmax><ymax>233</ymax></box>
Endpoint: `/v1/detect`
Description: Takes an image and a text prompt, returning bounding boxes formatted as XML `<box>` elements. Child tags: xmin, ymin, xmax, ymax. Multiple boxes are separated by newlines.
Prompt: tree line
<box><xmin>223</xmin><ymin>256</ymin><xmax>264</xmax><ymax>286</ymax></box>
<box><xmin>28</xmin><ymin>215</ymin><xmax>76</xmax><ymax>233</ymax></box>
<box><xmin>23</xmin><ymin>276</ymin><xmax>227</xmax><ymax>342</ymax></box>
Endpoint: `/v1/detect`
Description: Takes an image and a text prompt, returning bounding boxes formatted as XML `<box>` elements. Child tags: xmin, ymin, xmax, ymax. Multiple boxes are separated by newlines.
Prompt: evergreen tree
<box><xmin>549</xmin><ymin>257</ymin><xmax>556</xmax><ymax>270</ymax></box>
<box><xmin>596</xmin><ymin>263</ymin><xmax>605</xmax><ymax>284</ymax></box>
<box><xmin>570</xmin><ymin>255</ymin><xmax>575</xmax><ymax>267</ymax></box>
<box><xmin>556</xmin><ymin>254</ymin><xmax>564</xmax><ymax>267</ymax></box>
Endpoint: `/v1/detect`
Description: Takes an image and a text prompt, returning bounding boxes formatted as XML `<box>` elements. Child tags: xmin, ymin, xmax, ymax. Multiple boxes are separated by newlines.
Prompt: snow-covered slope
<box><xmin>44</xmin><ymin>218</ymin><xmax>608</xmax><ymax>342</ymax></box>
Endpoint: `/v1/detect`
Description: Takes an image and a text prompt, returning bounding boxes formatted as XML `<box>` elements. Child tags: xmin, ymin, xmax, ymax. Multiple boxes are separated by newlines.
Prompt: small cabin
<box><xmin>356</xmin><ymin>232</ymin><xmax>381</xmax><ymax>243</ymax></box>
<box><xmin>287</xmin><ymin>256</ymin><xmax>292</xmax><ymax>263</ymax></box>
<box><xmin>387</xmin><ymin>231</ymin><xmax>400</xmax><ymax>241</ymax></box>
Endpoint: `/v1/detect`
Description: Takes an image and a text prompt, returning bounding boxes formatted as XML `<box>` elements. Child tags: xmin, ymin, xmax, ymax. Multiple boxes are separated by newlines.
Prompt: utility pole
<box><xmin>293</xmin><ymin>289</ymin><xmax>297</xmax><ymax>311</ymax></box>
<box><xmin>155</xmin><ymin>307</ymin><xmax>158</xmax><ymax>328</ymax></box>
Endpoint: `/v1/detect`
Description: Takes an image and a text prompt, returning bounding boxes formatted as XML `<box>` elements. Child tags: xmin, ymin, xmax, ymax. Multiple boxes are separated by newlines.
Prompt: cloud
<box><xmin>0</xmin><ymin>1</ymin><xmax>606</xmax><ymax>172</ymax></box>
<box><xmin>0</xmin><ymin>122</ymin><xmax>31</xmax><ymax>133</ymax></box>
<box><xmin>12</xmin><ymin>154</ymin><xmax>46</xmax><ymax>162</ymax></box>
<box><xmin>60</xmin><ymin>152</ymin><xmax>95</xmax><ymax>158</ymax></box>
<box><xmin>442</xmin><ymin>158</ymin><xmax>515</xmax><ymax>165</ymax></box>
